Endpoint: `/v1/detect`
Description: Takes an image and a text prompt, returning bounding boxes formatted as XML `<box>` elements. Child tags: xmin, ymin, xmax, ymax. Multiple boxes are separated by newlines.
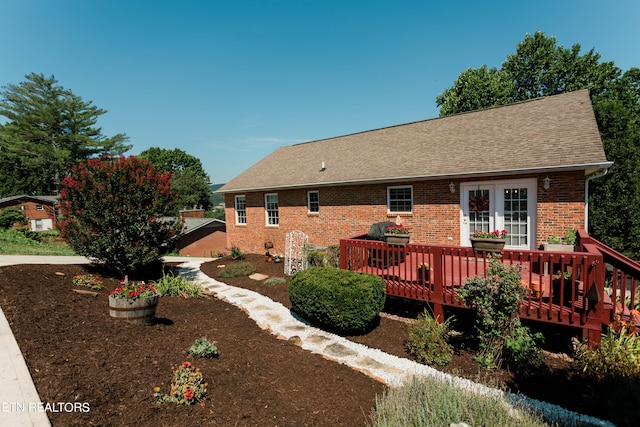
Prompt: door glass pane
<box><xmin>468</xmin><ymin>189</ymin><xmax>490</xmax><ymax>238</ymax></box>
<box><xmin>503</xmin><ymin>187</ymin><xmax>528</xmax><ymax>246</ymax></box>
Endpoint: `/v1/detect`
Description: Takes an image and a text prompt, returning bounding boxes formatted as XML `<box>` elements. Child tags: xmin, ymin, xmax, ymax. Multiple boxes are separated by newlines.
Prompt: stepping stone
<box><xmin>249</xmin><ymin>273</ymin><xmax>269</xmax><ymax>281</ymax></box>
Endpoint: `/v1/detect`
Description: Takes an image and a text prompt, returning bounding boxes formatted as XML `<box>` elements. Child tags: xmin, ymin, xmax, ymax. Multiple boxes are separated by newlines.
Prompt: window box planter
<box><xmin>470</xmin><ymin>237</ymin><xmax>506</xmax><ymax>253</ymax></box>
<box><xmin>384</xmin><ymin>233</ymin><xmax>410</xmax><ymax>246</ymax></box>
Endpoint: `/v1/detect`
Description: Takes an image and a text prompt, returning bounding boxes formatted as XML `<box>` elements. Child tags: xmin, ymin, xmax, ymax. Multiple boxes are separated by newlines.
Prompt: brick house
<box><xmin>217</xmin><ymin>90</ymin><xmax>611</xmax><ymax>254</ymax></box>
<box><xmin>0</xmin><ymin>195</ymin><xmax>58</xmax><ymax>231</ymax></box>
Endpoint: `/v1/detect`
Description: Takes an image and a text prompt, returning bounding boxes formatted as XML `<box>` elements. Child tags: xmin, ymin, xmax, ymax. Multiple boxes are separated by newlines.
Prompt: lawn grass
<box><xmin>0</xmin><ymin>229</ymin><xmax>77</xmax><ymax>256</ymax></box>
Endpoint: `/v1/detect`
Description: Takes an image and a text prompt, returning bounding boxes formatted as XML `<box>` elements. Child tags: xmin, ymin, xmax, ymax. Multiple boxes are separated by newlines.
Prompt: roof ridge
<box><xmin>290</xmin><ymin>89</ymin><xmax>590</xmax><ymax>148</ymax></box>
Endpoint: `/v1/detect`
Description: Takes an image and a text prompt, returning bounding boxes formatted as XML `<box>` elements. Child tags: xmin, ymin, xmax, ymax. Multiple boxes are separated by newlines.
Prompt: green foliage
<box><xmin>405</xmin><ymin>309</ymin><xmax>453</xmax><ymax>367</ymax></box>
<box><xmin>0</xmin><ymin>207</ymin><xmax>26</xmax><ymax>229</ymax></box>
<box><xmin>138</xmin><ymin>147</ymin><xmax>212</xmax><ymax>212</ymax></box>
<box><xmin>307</xmin><ymin>245</ymin><xmax>341</xmax><ymax>268</ymax></box>
<box><xmin>0</xmin><ymin>72</ymin><xmax>130</xmax><ymax>195</ymax></box>
<box><xmin>154</xmin><ymin>361</ymin><xmax>207</xmax><ymax>406</ymax></box>
<box><xmin>188</xmin><ymin>338</ymin><xmax>219</xmax><ymax>358</ymax></box>
<box><xmin>458</xmin><ymin>257</ymin><xmax>539</xmax><ymax>370</ymax></box>
<box><xmin>264</xmin><ymin>277</ymin><xmax>287</xmax><ymax>285</ymax></box>
<box><xmin>563</xmin><ymin>230</ymin><xmax>577</xmax><ymax>246</ymax></box>
<box><xmin>436</xmin><ymin>30</ymin><xmax>640</xmax><ymax>259</ymax></box>
<box><xmin>371</xmin><ymin>376</ymin><xmax>548</xmax><ymax>427</ymax></box>
<box><xmin>547</xmin><ymin>234</ymin><xmax>561</xmax><ymax>244</ymax></box>
<box><xmin>152</xmin><ymin>272</ymin><xmax>205</xmax><ymax>298</ymax></box>
<box><xmin>288</xmin><ymin>267</ymin><xmax>386</xmax><ymax>334</ymax></box>
<box><xmin>230</xmin><ymin>245</ymin><xmax>245</xmax><ymax>260</ymax></box>
<box><xmin>574</xmin><ymin>326</ymin><xmax>640</xmax><ymax>380</ymax></box>
<box><xmin>505</xmin><ymin>326</ymin><xmax>545</xmax><ymax>377</ymax></box>
<box><xmin>72</xmin><ymin>274</ymin><xmax>104</xmax><ymax>291</ymax></box>
<box><xmin>0</xmin><ymin>229</ymin><xmax>76</xmax><ymax>256</ymax></box>
<box><xmin>59</xmin><ymin>155</ymin><xmax>181</xmax><ymax>276</ymax></box>
<box><xmin>218</xmin><ymin>262</ymin><xmax>255</xmax><ymax>278</ymax></box>
<box><xmin>572</xmin><ymin>326</ymin><xmax>640</xmax><ymax>425</ymax></box>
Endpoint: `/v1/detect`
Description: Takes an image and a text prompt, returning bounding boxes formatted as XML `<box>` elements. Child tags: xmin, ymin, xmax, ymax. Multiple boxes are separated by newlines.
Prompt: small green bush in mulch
<box><xmin>188</xmin><ymin>338</ymin><xmax>219</xmax><ymax>358</ymax></box>
<box><xmin>218</xmin><ymin>262</ymin><xmax>255</xmax><ymax>278</ymax></box>
<box><xmin>152</xmin><ymin>272</ymin><xmax>205</xmax><ymax>298</ymax></box>
<box><xmin>288</xmin><ymin>267</ymin><xmax>385</xmax><ymax>334</ymax></box>
<box><xmin>264</xmin><ymin>277</ymin><xmax>287</xmax><ymax>285</ymax></box>
<box><xmin>405</xmin><ymin>309</ymin><xmax>454</xmax><ymax>367</ymax></box>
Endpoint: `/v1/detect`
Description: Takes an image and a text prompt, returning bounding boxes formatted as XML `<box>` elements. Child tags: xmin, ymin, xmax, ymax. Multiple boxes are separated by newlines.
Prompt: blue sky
<box><xmin>1</xmin><ymin>1</ymin><xmax>638</xmax><ymax>184</ymax></box>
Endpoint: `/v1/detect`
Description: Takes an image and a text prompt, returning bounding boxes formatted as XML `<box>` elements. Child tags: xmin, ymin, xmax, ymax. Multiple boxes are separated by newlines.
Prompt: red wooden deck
<box><xmin>340</xmin><ymin>233</ymin><xmax>613</xmax><ymax>344</ymax></box>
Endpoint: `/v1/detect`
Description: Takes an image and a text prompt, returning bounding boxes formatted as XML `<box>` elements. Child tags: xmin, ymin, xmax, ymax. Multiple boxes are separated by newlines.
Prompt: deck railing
<box><xmin>340</xmin><ymin>233</ymin><xmax>606</xmax><ymax>343</ymax></box>
<box><xmin>577</xmin><ymin>230</ymin><xmax>640</xmax><ymax>327</ymax></box>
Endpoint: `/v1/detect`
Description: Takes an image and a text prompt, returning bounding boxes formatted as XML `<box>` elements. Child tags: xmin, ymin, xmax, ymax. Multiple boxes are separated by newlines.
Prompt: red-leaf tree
<box><xmin>59</xmin><ymin>155</ymin><xmax>182</xmax><ymax>276</ymax></box>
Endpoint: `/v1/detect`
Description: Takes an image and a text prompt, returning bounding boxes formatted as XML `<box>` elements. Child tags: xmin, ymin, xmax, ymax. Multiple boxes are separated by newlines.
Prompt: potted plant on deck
<box><xmin>543</xmin><ymin>230</ymin><xmax>576</xmax><ymax>252</ymax></box>
<box><xmin>470</xmin><ymin>229</ymin><xmax>508</xmax><ymax>253</ymax></box>
<box><xmin>384</xmin><ymin>224</ymin><xmax>411</xmax><ymax>246</ymax></box>
<box><xmin>108</xmin><ymin>278</ymin><xmax>160</xmax><ymax>324</ymax></box>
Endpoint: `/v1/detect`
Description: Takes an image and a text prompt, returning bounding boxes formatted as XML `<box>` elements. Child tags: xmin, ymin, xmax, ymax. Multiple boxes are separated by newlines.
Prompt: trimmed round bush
<box><xmin>288</xmin><ymin>267</ymin><xmax>386</xmax><ymax>334</ymax></box>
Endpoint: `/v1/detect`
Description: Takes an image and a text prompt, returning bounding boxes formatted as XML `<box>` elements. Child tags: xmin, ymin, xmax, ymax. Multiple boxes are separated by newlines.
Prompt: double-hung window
<box><xmin>265</xmin><ymin>193</ymin><xmax>279</xmax><ymax>226</ymax></box>
<box><xmin>234</xmin><ymin>195</ymin><xmax>246</xmax><ymax>225</ymax></box>
<box><xmin>307</xmin><ymin>190</ymin><xmax>319</xmax><ymax>213</ymax></box>
<box><xmin>387</xmin><ymin>185</ymin><xmax>413</xmax><ymax>214</ymax></box>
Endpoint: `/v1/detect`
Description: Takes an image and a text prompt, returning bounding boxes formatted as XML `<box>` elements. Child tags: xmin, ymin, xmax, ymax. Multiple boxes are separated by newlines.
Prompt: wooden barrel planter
<box><xmin>108</xmin><ymin>294</ymin><xmax>159</xmax><ymax>324</ymax></box>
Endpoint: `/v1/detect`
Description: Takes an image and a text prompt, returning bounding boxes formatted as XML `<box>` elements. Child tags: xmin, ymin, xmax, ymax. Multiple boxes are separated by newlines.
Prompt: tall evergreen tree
<box><xmin>436</xmin><ymin>31</ymin><xmax>640</xmax><ymax>259</ymax></box>
<box><xmin>0</xmin><ymin>73</ymin><xmax>131</xmax><ymax>196</ymax></box>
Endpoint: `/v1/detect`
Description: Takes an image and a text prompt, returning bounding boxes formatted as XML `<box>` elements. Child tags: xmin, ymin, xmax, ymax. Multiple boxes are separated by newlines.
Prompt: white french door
<box><xmin>460</xmin><ymin>180</ymin><xmax>536</xmax><ymax>249</ymax></box>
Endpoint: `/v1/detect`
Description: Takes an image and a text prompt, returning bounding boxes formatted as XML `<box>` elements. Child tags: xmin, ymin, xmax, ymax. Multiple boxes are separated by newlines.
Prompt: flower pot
<box><xmin>109</xmin><ymin>294</ymin><xmax>159</xmax><ymax>324</ymax></box>
<box><xmin>470</xmin><ymin>237</ymin><xmax>506</xmax><ymax>253</ymax></box>
<box><xmin>417</xmin><ymin>268</ymin><xmax>429</xmax><ymax>283</ymax></box>
<box><xmin>384</xmin><ymin>233</ymin><xmax>410</xmax><ymax>246</ymax></box>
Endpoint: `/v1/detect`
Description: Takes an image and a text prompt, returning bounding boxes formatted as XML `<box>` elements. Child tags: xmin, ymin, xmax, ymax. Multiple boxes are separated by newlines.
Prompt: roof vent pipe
<box><xmin>584</xmin><ymin>168</ymin><xmax>608</xmax><ymax>231</ymax></box>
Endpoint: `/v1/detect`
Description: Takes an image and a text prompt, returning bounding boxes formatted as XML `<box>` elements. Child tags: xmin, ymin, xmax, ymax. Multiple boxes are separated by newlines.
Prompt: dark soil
<box><xmin>0</xmin><ymin>254</ymin><xmax>629</xmax><ymax>426</ymax></box>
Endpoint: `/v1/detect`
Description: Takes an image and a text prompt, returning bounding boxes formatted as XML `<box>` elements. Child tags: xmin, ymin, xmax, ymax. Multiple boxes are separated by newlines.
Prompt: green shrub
<box><xmin>288</xmin><ymin>267</ymin><xmax>386</xmax><ymax>334</ymax></box>
<box><xmin>307</xmin><ymin>248</ymin><xmax>327</xmax><ymax>267</ymax></box>
<box><xmin>306</xmin><ymin>245</ymin><xmax>341</xmax><ymax>268</ymax></box>
<box><xmin>505</xmin><ymin>325</ymin><xmax>545</xmax><ymax>377</ymax></box>
<box><xmin>371</xmin><ymin>376</ymin><xmax>547</xmax><ymax>427</ymax></box>
<box><xmin>457</xmin><ymin>256</ymin><xmax>540</xmax><ymax>371</ymax></box>
<box><xmin>0</xmin><ymin>207</ymin><xmax>26</xmax><ymax>229</ymax></box>
<box><xmin>218</xmin><ymin>262</ymin><xmax>255</xmax><ymax>278</ymax></box>
<box><xmin>405</xmin><ymin>309</ymin><xmax>454</xmax><ymax>366</ymax></box>
<box><xmin>264</xmin><ymin>277</ymin><xmax>287</xmax><ymax>285</ymax></box>
<box><xmin>574</xmin><ymin>326</ymin><xmax>640</xmax><ymax>380</ymax></box>
<box><xmin>230</xmin><ymin>245</ymin><xmax>245</xmax><ymax>260</ymax></box>
<box><xmin>152</xmin><ymin>272</ymin><xmax>205</xmax><ymax>298</ymax></box>
<box><xmin>188</xmin><ymin>338</ymin><xmax>219</xmax><ymax>358</ymax></box>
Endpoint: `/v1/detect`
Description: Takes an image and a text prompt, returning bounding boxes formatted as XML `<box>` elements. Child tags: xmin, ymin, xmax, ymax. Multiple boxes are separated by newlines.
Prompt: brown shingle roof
<box><xmin>218</xmin><ymin>90</ymin><xmax>610</xmax><ymax>193</ymax></box>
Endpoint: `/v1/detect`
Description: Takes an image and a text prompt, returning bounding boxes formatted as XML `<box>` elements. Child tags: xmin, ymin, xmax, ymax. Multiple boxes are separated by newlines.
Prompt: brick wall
<box><xmin>223</xmin><ymin>172</ymin><xmax>585</xmax><ymax>254</ymax></box>
<box><xmin>177</xmin><ymin>230</ymin><xmax>227</xmax><ymax>257</ymax></box>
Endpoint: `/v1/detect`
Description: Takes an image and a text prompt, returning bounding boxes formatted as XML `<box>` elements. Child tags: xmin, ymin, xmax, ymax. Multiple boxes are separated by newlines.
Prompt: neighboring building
<box><xmin>0</xmin><ymin>195</ymin><xmax>58</xmax><ymax>231</ymax></box>
<box><xmin>217</xmin><ymin>90</ymin><xmax>612</xmax><ymax>254</ymax></box>
<box><xmin>175</xmin><ymin>208</ymin><xmax>227</xmax><ymax>257</ymax></box>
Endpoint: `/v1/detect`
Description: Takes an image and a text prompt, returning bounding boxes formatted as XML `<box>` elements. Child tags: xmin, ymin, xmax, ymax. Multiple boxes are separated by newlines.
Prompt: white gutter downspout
<box><xmin>584</xmin><ymin>169</ymin><xmax>609</xmax><ymax>231</ymax></box>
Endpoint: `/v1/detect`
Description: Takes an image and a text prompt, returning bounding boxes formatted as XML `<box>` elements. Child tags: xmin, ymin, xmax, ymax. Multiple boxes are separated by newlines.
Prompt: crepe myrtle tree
<box><xmin>59</xmin><ymin>155</ymin><xmax>182</xmax><ymax>276</ymax></box>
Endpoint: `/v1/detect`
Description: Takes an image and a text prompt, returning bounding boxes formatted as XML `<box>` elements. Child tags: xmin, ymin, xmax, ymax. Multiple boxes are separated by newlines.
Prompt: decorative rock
<box><xmin>249</xmin><ymin>273</ymin><xmax>269</xmax><ymax>281</ymax></box>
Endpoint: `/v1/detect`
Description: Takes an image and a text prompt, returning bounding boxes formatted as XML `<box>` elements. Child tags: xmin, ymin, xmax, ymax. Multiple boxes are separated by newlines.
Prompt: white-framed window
<box><xmin>461</xmin><ymin>179</ymin><xmax>537</xmax><ymax>250</ymax></box>
<box><xmin>307</xmin><ymin>190</ymin><xmax>319</xmax><ymax>213</ymax></box>
<box><xmin>35</xmin><ymin>204</ymin><xmax>44</xmax><ymax>211</ymax></box>
<box><xmin>234</xmin><ymin>195</ymin><xmax>246</xmax><ymax>225</ymax></box>
<box><xmin>387</xmin><ymin>185</ymin><xmax>413</xmax><ymax>214</ymax></box>
<box><xmin>265</xmin><ymin>193</ymin><xmax>279</xmax><ymax>226</ymax></box>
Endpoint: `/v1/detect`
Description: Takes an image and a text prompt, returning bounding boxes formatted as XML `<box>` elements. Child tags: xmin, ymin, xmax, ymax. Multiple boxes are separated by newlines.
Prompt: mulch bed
<box><xmin>0</xmin><ymin>253</ymin><xmax>626</xmax><ymax>426</ymax></box>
